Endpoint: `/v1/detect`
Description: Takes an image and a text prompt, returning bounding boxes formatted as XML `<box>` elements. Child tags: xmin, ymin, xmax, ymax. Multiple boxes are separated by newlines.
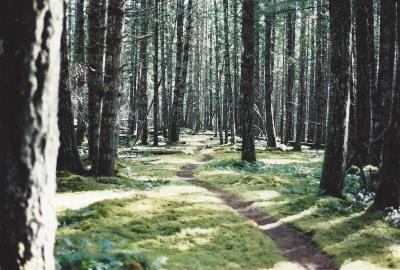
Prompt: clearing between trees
<box><xmin>55</xmin><ymin>135</ymin><xmax>400</xmax><ymax>270</ymax></box>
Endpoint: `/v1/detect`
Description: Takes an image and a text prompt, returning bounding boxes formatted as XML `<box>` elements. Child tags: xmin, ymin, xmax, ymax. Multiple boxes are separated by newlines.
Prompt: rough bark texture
<box><xmin>374</xmin><ymin>1</ymin><xmax>400</xmax><ymax>210</ymax></box>
<box><xmin>264</xmin><ymin>1</ymin><xmax>277</xmax><ymax>148</ymax></box>
<box><xmin>223</xmin><ymin>0</ymin><xmax>235</xmax><ymax>144</ymax></box>
<box><xmin>98</xmin><ymin>0</ymin><xmax>125</xmax><ymax>176</ymax></box>
<box><xmin>87</xmin><ymin>0</ymin><xmax>107</xmax><ymax>172</ymax></box>
<box><xmin>153</xmin><ymin>0</ymin><xmax>160</xmax><ymax>146</ymax></box>
<box><xmin>138</xmin><ymin>0</ymin><xmax>150</xmax><ymax>145</ymax></box>
<box><xmin>74</xmin><ymin>0</ymin><xmax>87</xmax><ymax>147</ymax></box>
<box><xmin>241</xmin><ymin>0</ymin><xmax>256</xmax><ymax>162</ymax></box>
<box><xmin>0</xmin><ymin>0</ymin><xmax>62</xmax><ymax>268</ymax></box>
<box><xmin>314</xmin><ymin>0</ymin><xmax>326</xmax><ymax>148</ymax></box>
<box><xmin>284</xmin><ymin>9</ymin><xmax>295</xmax><ymax>144</ymax></box>
<box><xmin>294</xmin><ymin>7</ymin><xmax>307</xmax><ymax>152</ymax></box>
<box><xmin>169</xmin><ymin>0</ymin><xmax>185</xmax><ymax>143</ymax></box>
<box><xmin>58</xmin><ymin>3</ymin><xmax>85</xmax><ymax>174</ymax></box>
<box><xmin>373</xmin><ymin>0</ymin><xmax>396</xmax><ymax>165</ymax></box>
<box><xmin>160</xmin><ymin>0</ymin><xmax>169</xmax><ymax>138</ymax></box>
<box><xmin>320</xmin><ymin>0</ymin><xmax>351</xmax><ymax>197</ymax></box>
<box><xmin>353</xmin><ymin>0</ymin><xmax>372</xmax><ymax>166</ymax></box>
<box><xmin>213</xmin><ymin>0</ymin><xmax>224</xmax><ymax>145</ymax></box>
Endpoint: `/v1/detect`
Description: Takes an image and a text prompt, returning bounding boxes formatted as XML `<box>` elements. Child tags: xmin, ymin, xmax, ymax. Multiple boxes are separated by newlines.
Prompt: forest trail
<box><xmin>177</xmin><ymin>151</ymin><xmax>337</xmax><ymax>270</ymax></box>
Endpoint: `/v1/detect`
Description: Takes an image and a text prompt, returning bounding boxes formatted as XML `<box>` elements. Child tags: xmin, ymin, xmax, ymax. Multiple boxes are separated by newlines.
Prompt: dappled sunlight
<box><xmin>144</xmin><ymin>184</ymin><xmax>205</xmax><ymax>198</ymax></box>
<box><xmin>252</xmin><ymin>199</ymin><xmax>290</xmax><ymax>209</ymax></box>
<box><xmin>340</xmin><ymin>260</ymin><xmax>389</xmax><ymax>270</ymax></box>
<box><xmin>259</xmin><ymin>207</ymin><xmax>317</xmax><ymax>230</ymax></box>
<box><xmin>263</xmin><ymin>261</ymin><xmax>308</xmax><ymax>270</ymax></box>
<box><xmin>388</xmin><ymin>244</ymin><xmax>400</xmax><ymax>259</ymax></box>
<box><xmin>56</xmin><ymin>190</ymin><xmax>139</xmax><ymax>212</ymax></box>
<box><xmin>241</xmin><ymin>190</ymin><xmax>280</xmax><ymax>202</ymax></box>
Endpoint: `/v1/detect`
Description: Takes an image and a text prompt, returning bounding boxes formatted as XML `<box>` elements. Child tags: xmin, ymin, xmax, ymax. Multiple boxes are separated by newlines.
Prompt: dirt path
<box><xmin>177</xmin><ymin>154</ymin><xmax>338</xmax><ymax>270</ymax></box>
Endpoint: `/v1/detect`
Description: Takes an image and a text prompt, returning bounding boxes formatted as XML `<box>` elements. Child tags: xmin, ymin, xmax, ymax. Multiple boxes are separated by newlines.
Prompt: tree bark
<box><xmin>153</xmin><ymin>0</ymin><xmax>160</xmax><ymax>146</ymax></box>
<box><xmin>320</xmin><ymin>0</ymin><xmax>351</xmax><ymax>197</ymax></box>
<box><xmin>241</xmin><ymin>0</ymin><xmax>256</xmax><ymax>162</ymax></box>
<box><xmin>58</xmin><ymin>3</ymin><xmax>86</xmax><ymax>175</ymax></box>
<box><xmin>264</xmin><ymin>1</ymin><xmax>277</xmax><ymax>148</ymax></box>
<box><xmin>294</xmin><ymin>6</ymin><xmax>307</xmax><ymax>152</ymax></box>
<box><xmin>138</xmin><ymin>0</ymin><xmax>150</xmax><ymax>145</ymax></box>
<box><xmin>87</xmin><ymin>0</ymin><xmax>106</xmax><ymax>172</ymax></box>
<box><xmin>373</xmin><ymin>0</ymin><xmax>396</xmax><ymax>165</ymax></box>
<box><xmin>374</xmin><ymin>0</ymin><xmax>400</xmax><ymax>209</ymax></box>
<box><xmin>98</xmin><ymin>0</ymin><xmax>125</xmax><ymax>176</ymax></box>
<box><xmin>284</xmin><ymin>9</ymin><xmax>296</xmax><ymax>144</ymax></box>
<box><xmin>0</xmin><ymin>0</ymin><xmax>62</xmax><ymax>268</ymax></box>
<box><xmin>223</xmin><ymin>0</ymin><xmax>235</xmax><ymax>144</ymax></box>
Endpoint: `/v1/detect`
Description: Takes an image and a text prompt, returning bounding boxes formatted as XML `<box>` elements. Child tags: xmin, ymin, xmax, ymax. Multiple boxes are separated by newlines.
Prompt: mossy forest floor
<box><xmin>56</xmin><ymin>134</ymin><xmax>400</xmax><ymax>270</ymax></box>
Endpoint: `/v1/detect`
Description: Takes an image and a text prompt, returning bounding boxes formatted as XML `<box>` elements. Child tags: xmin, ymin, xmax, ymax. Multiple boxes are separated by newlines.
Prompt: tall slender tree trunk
<box><xmin>213</xmin><ymin>0</ymin><xmax>224</xmax><ymax>145</ymax></box>
<box><xmin>233</xmin><ymin>0</ymin><xmax>240</xmax><ymax>137</ymax></box>
<box><xmin>0</xmin><ymin>0</ymin><xmax>62</xmax><ymax>268</ymax></box>
<box><xmin>58</xmin><ymin>4</ymin><xmax>86</xmax><ymax>175</ymax></box>
<box><xmin>373</xmin><ymin>0</ymin><xmax>396</xmax><ymax>165</ymax></box>
<box><xmin>160</xmin><ymin>0</ymin><xmax>169</xmax><ymax>138</ymax></box>
<box><xmin>87</xmin><ymin>0</ymin><xmax>106</xmax><ymax>172</ymax></box>
<box><xmin>241</xmin><ymin>0</ymin><xmax>256</xmax><ymax>162</ymax></box>
<box><xmin>98</xmin><ymin>0</ymin><xmax>125</xmax><ymax>176</ymax></box>
<box><xmin>223</xmin><ymin>0</ymin><xmax>235</xmax><ymax>144</ymax></box>
<box><xmin>320</xmin><ymin>0</ymin><xmax>351</xmax><ymax>197</ymax></box>
<box><xmin>314</xmin><ymin>0</ymin><xmax>326</xmax><ymax>148</ymax></box>
<box><xmin>284</xmin><ymin>9</ymin><xmax>295</xmax><ymax>144</ymax></box>
<box><xmin>294</xmin><ymin>6</ymin><xmax>307</xmax><ymax>151</ymax></box>
<box><xmin>153</xmin><ymin>0</ymin><xmax>160</xmax><ymax>146</ymax></box>
<box><xmin>138</xmin><ymin>0</ymin><xmax>150</xmax><ymax>145</ymax></box>
<box><xmin>264</xmin><ymin>1</ymin><xmax>277</xmax><ymax>148</ymax></box>
<box><xmin>75</xmin><ymin>0</ymin><xmax>87</xmax><ymax>147</ymax></box>
<box><xmin>375</xmin><ymin>0</ymin><xmax>400</xmax><ymax>208</ymax></box>
<box><xmin>353</xmin><ymin>0</ymin><xmax>372</xmax><ymax>166</ymax></box>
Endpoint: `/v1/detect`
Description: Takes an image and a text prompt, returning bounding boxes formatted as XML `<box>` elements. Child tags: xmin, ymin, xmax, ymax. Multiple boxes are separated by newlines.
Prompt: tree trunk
<box><xmin>294</xmin><ymin>6</ymin><xmax>307</xmax><ymax>152</ymax></box>
<box><xmin>320</xmin><ymin>0</ymin><xmax>351</xmax><ymax>197</ymax></box>
<box><xmin>375</xmin><ymin>0</ymin><xmax>400</xmax><ymax>208</ymax></box>
<box><xmin>153</xmin><ymin>0</ymin><xmax>160</xmax><ymax>146</ymax></box>
<box><xmin>0</xmin><ymin>0</ymin><xmax>62</xmax><ymax>268</ymax></box>
<box><xmin>223</xmin><ymin>0</ymin><xmax>235</xmax><ymax>144</ymax></box>
<box><xmin>138</xmin><ymin>0</ymin><xmax>150</xmax><ymax>145</ymax></box>
<box><xmin>160</xmin><ymin>0</ymin><xmax>169</xmax><ymax>138</ymax></box>
<box><xmin>284</xmin><ymin>9</ymin><xmax>295</xmax><ymax>144</ymax></box>
<box><xmin>241</xmin><ymin>0</ymin><xmax>256</xmax><ymax>162</ymax></box>
<box><xmin>233</xmin><ymin>0</ymin><xmax>240</xmax><ymax>137</ymax></box>
<box><xmin>264</xmin><ymin>1</ymin><xmax>277</xmax><ymax>148</ymax></box>
<box><xmin>353</xmin><ymin>0</ymin><xmax>372</xmax><ymax>166</ymax></box>
<box><xmin>373</xmin><ymin>0</ymin><xmax>396</xmax><ymax>165</ymax></box>
<box><xmin>314</xmin><ymin>0</ymin><xmax>326</xmax><ymax>148</ymax></box>
<box><xmin>87</xmin><ymin>0</ymin><xmax>106</xmax><ymax>172</ymax></box>
<box><xmin>58</xmin><ymin>4</ymin><xmax>86</xmax><ymax>175</ymax></box>
<box><xmin>98</xmin><ymin>0</ymin><xmax>125</xmax><ymax>176</ymax></box>
<box><xmin>213</xmin><ymin>0</ymin><xmax>224</xmax><ymax>145</ymax></box>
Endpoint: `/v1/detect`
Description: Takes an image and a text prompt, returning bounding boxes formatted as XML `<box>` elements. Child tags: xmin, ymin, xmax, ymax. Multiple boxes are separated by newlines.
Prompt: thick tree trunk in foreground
<box><xmin>58</xmin><ymin>4</ymin><xmax>85</xmax><ymax>174</ymax></box>
<box><xmin>0</xmin><ymin>0</ymin><xmax>62</xmax><ymax>268</ymax></box>
<box><xmin>320</xmin><ymin>0</ymin><xmax>351</xmax><ymax>197</ymax></box>
<box><xmin>241</xmin><ymin>0</ymin><xmax>256</xmax><ymax>162</ymax></box>
<box><xmin>98</xmin><ymin>0</ymin><xmax>125</xmax><ymax>176</ymax></box>
<box><xmin>373</xmin><ymin>0</ymin><xmax>396</xmax><ymax>165</ymax></box>
<box><xmin>374</xmin><ymin>1</ymin><xmax>400</xmax><ymax>210</ymax></box>
<box><xmin>87</xmin><ymin>0</ymin><xmax>106</xmax><ymax>172</ymax></box>
<box><xmin>264</xmin><ymin>2</ymin><xmax>277</xmax><ymax>148</ymax></box>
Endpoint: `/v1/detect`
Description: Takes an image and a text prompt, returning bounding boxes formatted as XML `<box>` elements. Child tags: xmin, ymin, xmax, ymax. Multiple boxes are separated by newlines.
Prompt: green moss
<box><xmin>56</xmin><ymin>189</ymin><xmax>284</xmax><ymax>269</ymax></box>
<box><xmin>196</xmin><ymin>149</ymin><xmax>400</xmax><ymax>269</ymax></box>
